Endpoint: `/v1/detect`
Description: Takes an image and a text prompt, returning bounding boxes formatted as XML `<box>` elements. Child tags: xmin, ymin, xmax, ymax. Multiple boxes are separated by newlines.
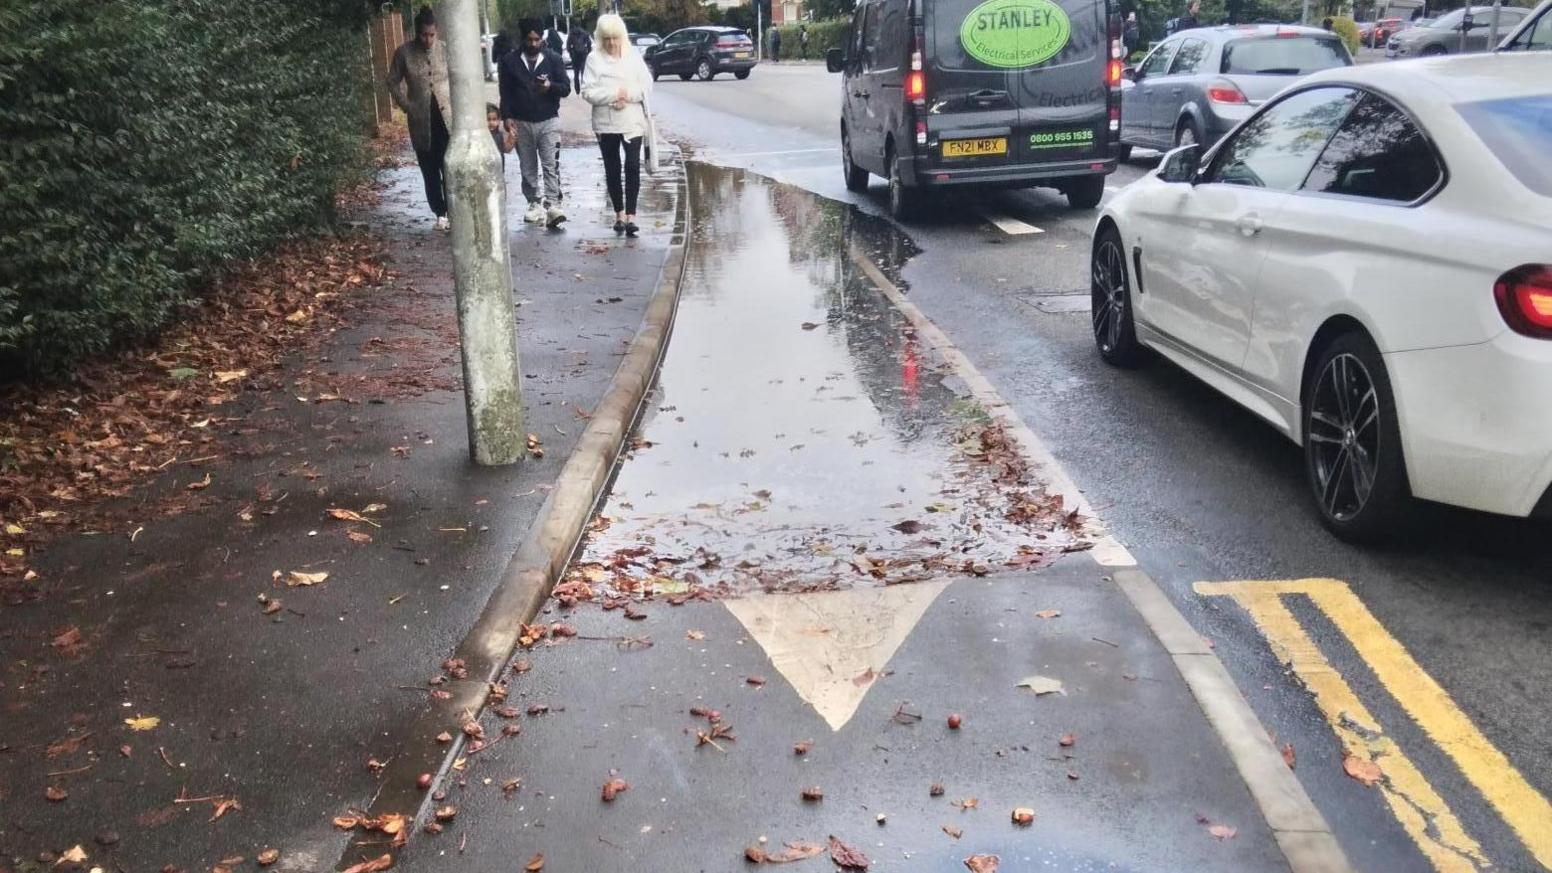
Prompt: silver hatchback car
<box><xmin>1118</xmin><ymin>25</ymin><xmax>1351</xmax><ymax>159</ymax></box>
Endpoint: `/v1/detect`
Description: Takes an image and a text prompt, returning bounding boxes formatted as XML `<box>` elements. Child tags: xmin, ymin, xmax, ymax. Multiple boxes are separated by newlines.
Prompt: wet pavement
<box><xmin>395</xmin><ymin>165</ymin><xmax>1288</xmax><ymax>872</ymax></box>
<box><xmin>650</xmin><ymin>65</ymin><xmax>1552</xmax><ymax>873</ymax></box>
<box><xmin>0</xmin><ymin>147</ymin><xmax>677</xmax><ymax>873</ymax></box>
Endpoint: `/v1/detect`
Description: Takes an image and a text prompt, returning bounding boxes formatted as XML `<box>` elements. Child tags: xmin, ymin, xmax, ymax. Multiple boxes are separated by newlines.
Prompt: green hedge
<box><xmin>0</xmin><ymin>1</ymin><xmax>374</xmax><ymax>378</ymax></box>
<box><xmin>1329</xmin><ymin>16</ymin><xmax>1362</xmax><ymax>53</ymax></box>
<box><xmin>770</xmin><ymin>19</ymin><xmax>850</xmax><ymax>58</ymax></box>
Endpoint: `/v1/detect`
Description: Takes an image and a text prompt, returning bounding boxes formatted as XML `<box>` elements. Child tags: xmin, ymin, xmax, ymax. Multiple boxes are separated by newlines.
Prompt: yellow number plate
<box><xmin>734</xmin><ymin>51</ymin><xmax>751</xmax><ymax>58</ymax></box>
<box><xmin>943</xmin><ymin>137</ymin><xmax>1007</xmax><ymax>158</ymax></box>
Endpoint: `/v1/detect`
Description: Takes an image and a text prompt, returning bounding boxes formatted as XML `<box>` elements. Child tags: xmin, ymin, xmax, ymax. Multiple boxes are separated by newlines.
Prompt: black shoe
<box><xmin>613</xmin><ymin>220</ymin><xmax>625</xmax><ymax>235</ymax></box>
<box><xmin>624</xmin><ymin>221</ymin><xmax>639</xmax><ymax>237</ymax></box>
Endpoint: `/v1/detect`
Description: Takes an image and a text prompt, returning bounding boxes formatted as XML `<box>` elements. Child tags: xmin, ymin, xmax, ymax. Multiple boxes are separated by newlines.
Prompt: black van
<box><xmin>827</xmin><ymin>0</ymin><xmax>1125</xmax><ymax>218</ymax></box>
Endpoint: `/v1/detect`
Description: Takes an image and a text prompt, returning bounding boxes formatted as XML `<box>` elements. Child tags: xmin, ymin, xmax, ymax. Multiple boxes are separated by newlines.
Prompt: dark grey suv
<box><xmin>1118</xmin><ymin>25</ymin><xmax>1350</xmax><ymax>159</ymax></box>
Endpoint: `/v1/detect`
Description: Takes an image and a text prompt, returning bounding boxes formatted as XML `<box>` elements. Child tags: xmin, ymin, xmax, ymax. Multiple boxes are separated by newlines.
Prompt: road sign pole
<box><xmin>439</xmin><ymin>0</ymin><xmax>526</xmax><ymax>465</ymax></box>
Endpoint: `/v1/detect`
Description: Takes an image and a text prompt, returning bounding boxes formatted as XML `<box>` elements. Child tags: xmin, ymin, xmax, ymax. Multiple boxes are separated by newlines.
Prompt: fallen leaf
<box><xmin>1208</xmin><ymin>824</ymin><xmax>1237</xmax><ymax>840</ymax></box>
<box><xmin>793</xmin><ymin>740</ymin><xmax>813</xmax><ymax>755</ymax></box>
<box><xmin>760</xmin><ymin>841</ymin><xmax>825</xmax><ymax>863</ymax></box>
<box><xmin>686</xmin><ymin>629</ymin><xmax>706</xmax><ymax>641</ymax></box>
<box><xmin>340</xmin><ymin>854</ymin><xmax>393</xmax><ymax>873</ymax></box>
<box><xmin>45</xmin><ymin>785</ymin><xmax>68</xmax><ymax>802</ymax></box>
<box><xmin>211</xmin><ymin>796</ymin><xmax>242</xmax><ymax>821</ymax></box>
<box><xmin>942</xmin><ymin>825</ymin><xmax>962</xmax><ymax>839</ymax></box>
<box><xmin>955</xmin><ymin>797</ymin><xmax>979</xmax><ymax>811</ymax></box>
<box><xmin>51</xmin><ymin>625</ymin><xmax>83</xmax><ymax>652</ymax></box>
<box><xmin>258</xmin><ymin>848</ymin><xmax>281</xmax><ymax>866</ymax></box>
<box><xmin>801</xmin><ymin>786</ymin><xmax>824</xmax><ymax>801</ymax></box>
<box><xmin>59</xmin><ymin>845</ymin><xmax>88</xmax><ymax>863</ymax></box>
<box><xmin>800</xmin><ymin>322</ymin><xmax>820</xmax><ymax>330</ymax></box>
<box><xmin>328</xmin><ymin>507</ymin><xmax>381</xmax><ymax>527</ymax></box>
<box><xmin>286</xmin><ymin>570</ymin><xmax>329</xmax><ymax>587</ymax></box>
<box><xmin>525</xmin><ymin>854</ymin><xmax>545</xmax><ymax>871</ymax></box>
<box><xmin>746</xmin><ymin>675</ymin><xmax>766</xmax><ymax>687</ymax></box>
<box><xmin>828</xmin><ymin>836</ymin><xmax>870</xmax><ymax>870</ymax></box>
<box><xmin>1034</xmin><ymin>609</ymin><xmax>1061</xmax><ymax>619</ymax></box>
<box><xmin>46</xmin><ymin>733</ymin><xmax>91</xmax><ymax>758</ymax></box>
<box><xmin>601</xmin><ymin>777</ymin><xmax>629</xmax><ymax>802</ymax></box>
<box><xmin>964</xmin><ymin>854</ymin><xmax>1000</xmax><ymax>873</ymax></box>
<box><xmin>124</xmin><ymin>716</ymin><xmax>161</xmax><ymax>731</ymax></box>
<box><xmin>1342</xmin><ymin>752</ymin><xmax>1382</xmax><ymax>787</ymax></box>
<box><xmin>1015</xmin><ymin>675</ymin><xmax>1065</xmax><ymax>696</ymax></box>
<box><xmin>348</xmin><ymin>530</ymin><xmax>373</xmax><ymax>544</ymax></box>
<box><xmin>891</xmin><ymin>519</ymin><xmax>923</xmax><ymax>534</ymax></box>
<box><xmin>1281</xmin><ymin>742</ymin><xmax>1296</xmax><ymax>770</ymax></box>
<box><xmin>929</xmin><ymin>782</ymin><xmax>946</xmax><ymax>797</ymax></box>
<box><xmin>434</xmin><ymin>804</ymin><xmax>457</xmax><ymax>821</ymax></box>
<box><xmin>1011</xmin><ymin>807</ymin><xmax>1035</xmax><ymax>826</ymax></box>
<box><xmin>214</xmin><ymin>369</ymin><xmax>248</xmax><ymax>384</ymax></box>
<box><xmin>1058</xmin><ymin>732</ymin><xmax>1076</xmax><ymax>747</ymax></box>
<box><xmin>187</xmin><ymin>472</ymin><xmax>213</xmax><ymax>491</ymax></box>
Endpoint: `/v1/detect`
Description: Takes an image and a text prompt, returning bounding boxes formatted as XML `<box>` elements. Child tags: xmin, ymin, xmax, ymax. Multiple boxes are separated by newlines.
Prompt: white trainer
<box><xmin>523</xmin><ymin>203</ymin><xmax>545</xmax><ymax>224</ymax></box>
<box><xmin>545</xmin><ymin>204</ymin><xmax>567</xmax><ymax>229</ymax></box>
<box><xmin>434</xmin><ymin>215</ymin><xmax>450</xmax><ymax>231</ymax></box>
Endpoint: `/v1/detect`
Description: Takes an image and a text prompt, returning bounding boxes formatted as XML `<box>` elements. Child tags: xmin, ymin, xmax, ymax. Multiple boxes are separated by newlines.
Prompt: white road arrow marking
<box><xmin>725</xmin><ymin>580</ymin><xmax>951</xmax><ymax>731</ymax></box>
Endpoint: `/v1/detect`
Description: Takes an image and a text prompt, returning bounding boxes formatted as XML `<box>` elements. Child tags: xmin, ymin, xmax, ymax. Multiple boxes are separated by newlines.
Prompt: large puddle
<box><xmin>556</xmin><ymin>165</ymin><xmax>1083</xmax><ymax>604</ymax></box>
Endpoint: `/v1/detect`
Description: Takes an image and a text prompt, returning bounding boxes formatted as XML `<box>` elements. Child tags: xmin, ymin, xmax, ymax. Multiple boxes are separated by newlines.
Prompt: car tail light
<box><xmin>916</xmin><ymin>120</ymin><xmax>927</xmax><ymax>146</ymax></box>
<box><xmin>1207</xmin><ymin>80</ymin><xmax>1249</xmax><ymax>104</ymax></box>
<box><xmin>1495</xmin><ymin>265</ymin><xmax>1552</xmax><ymax>338</ymax></box>
<box><xmin>1108</xmin><ymin>103</ymin><xmax>1120</xmax><ymax>132</ymax></box>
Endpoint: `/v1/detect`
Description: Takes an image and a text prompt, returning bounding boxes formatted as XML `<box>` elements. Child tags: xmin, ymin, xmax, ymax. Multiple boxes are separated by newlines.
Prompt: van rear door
<box><xmin>927</xmin><ymin>0</ymin><xmax>1111</xmax><ymax>169</ymax></box>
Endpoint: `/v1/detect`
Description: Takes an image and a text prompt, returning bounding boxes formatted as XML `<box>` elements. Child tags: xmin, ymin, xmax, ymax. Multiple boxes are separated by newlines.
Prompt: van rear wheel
<box><xmin>1066</xmin><ymin>176</ymin><xmax>1105</xmax><ymax>210</ymax></box>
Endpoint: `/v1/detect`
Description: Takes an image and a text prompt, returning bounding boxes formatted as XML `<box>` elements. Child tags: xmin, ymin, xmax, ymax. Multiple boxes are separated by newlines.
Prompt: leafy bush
<box><xmin>0</xmin><ymin>0</ymin><xmax>373</xmax><ymax>378</ymax></box>
<box><xmin>771</xmin><ymin>19</ymin><xmax>851</xmax><ymax>58</ymax></box>
<box><xmin>1329</xmin><ymin>15</ymin><xmax>1362</xmax><ymax>53</ymax></box>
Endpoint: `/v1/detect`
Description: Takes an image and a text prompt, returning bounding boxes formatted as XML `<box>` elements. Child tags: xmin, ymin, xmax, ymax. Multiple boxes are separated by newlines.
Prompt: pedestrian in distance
<box><xmin>1176</xmin><ymin>0</ymin><xmax>1201</xmax><ymax>31</ymax></box>
<box><xmin>493</xmin><ymin>29</ymin><xmax>516</xmax><ymax>65</ymax></box>
<box><xmin>387</xmin><ymin>6</ymin><xmax>453</xmax><ymax>231</ymax></box>
<box><xmin>1123</xmin><ymin>11</ymin><xmax>1141</xmax><ymax>57</ymax></box>
<box><xmin>568</xmin><ymin>23</ymin><xmax>594</xmax><ymax>92</ymax></box>
<box><xmin>581</xmin><ymin>13</ymin><xmax>653</xmax><ymax>238</ymax></box>
<box><xmin>546</xmin><ymin>25</ymin><xmax>564</xmax><ymax>56</ymax></box>
<box><xmin>770</xmin><ymin>27</ymin><xmax>782</xmax><ymax>62</ymax></box>
<box><xmin>499</xmin><ymin>17</ymin><xmax>571</xmax><ymax>228</ymax></box>
<box><xmin>799</xmin><ymin>25</ymin><xmax>809</xmax><ymax>59</ymax></box>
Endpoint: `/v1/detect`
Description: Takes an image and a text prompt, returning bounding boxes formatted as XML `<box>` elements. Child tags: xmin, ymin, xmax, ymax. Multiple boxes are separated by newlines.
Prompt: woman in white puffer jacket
<box><xmin>580</xmin><ymin>14</ymin><xmax>653</xmax><ymax>237</ymax></box>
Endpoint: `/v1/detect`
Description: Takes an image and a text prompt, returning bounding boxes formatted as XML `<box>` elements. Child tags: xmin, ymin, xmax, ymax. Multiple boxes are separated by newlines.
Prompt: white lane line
<box><xmin>981</xmin><ymin>211</ymin><xmax>1045</xmax><ymax>236</ymax></box>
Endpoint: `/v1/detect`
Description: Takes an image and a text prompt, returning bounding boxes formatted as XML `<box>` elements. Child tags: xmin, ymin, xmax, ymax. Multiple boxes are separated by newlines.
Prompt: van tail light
<box><xmin>1108</xmin><ymin>104</ymin><xmax>1120</xmax><ymax>132</ymax></box>
<box><xmin>1107</xmin><ymin>58</ymin><xmax>1124</xmax><ymax>86</ymax></box>
<box><xmin>1206</xmin><ymin>80</ymin><xmax>1249</xmax><ymax>104</ymax></box>
<box><xmin>916</xmin><ymin>120</ymin><xmax>927</xmax><ymax>146</ymax></box>
<box><xmin>1495</xmin><ymin>265</ymin><xmax>1552</xmax><ymax>338</ymax></box>
<box><xmin>907</xmin><ymin>31</ymin><xmax>926</xmax><ymax>106</ymax></box>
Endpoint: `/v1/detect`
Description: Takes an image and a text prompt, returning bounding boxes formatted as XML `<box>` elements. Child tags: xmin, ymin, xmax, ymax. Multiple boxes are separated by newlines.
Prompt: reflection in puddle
<box><xmin>556</xmin><ymin>164</ymin><xmax>1082</xmax><ymax>604</ymax></box>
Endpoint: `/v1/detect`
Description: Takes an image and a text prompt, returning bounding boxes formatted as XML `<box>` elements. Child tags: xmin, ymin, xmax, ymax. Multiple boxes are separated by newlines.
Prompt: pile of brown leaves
<box><xmin>0</xmin><ymin>233</ymin><xmax>389</xmax><ymax>582</ymax></box>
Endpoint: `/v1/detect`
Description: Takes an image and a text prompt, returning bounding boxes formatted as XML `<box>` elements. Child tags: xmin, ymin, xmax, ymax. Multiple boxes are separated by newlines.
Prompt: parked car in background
<box><xmin>1118</xmin><ymin>25</ymin><xmax>1351</xmax><ymax>159</ymax></box>
<box><xmin>630</xmin><ymin>32</ymin><xmax>663</xmax><ymax>49</ymax></box>
<box><xmin>644</xmin><ymin>26</ymin><xmax>757</xmax><ymax>81</ymax></box>
<box><xmin>1498</xmin><ymin>0</ymin><xmax>1551</xmax><ymax>50</ymax></box>
<box><xmin>826</xmin><ymin>0</ymin><xmax>1123</xmax><ymax>218</ymax></box>
<box><xmin>1092</xmin><ymin>53</ymin><xmax>1552</xmax><ymax>540</ymax></box>
<box><xmin>1387</xmin><ymin>5</ymin><xmax>1531</xmax><ymax>55</ymax></box>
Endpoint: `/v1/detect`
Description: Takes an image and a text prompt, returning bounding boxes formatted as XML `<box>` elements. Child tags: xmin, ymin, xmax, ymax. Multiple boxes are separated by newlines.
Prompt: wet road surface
<box><xmin>395</xmin><ymin>165</ymin><xmax>1289</xmax><ymax>872</ymax></box>
<box><xmin>647</xmin><ymin>64</ymin><xmax>1552</xmax><ymax>873</ymax></box>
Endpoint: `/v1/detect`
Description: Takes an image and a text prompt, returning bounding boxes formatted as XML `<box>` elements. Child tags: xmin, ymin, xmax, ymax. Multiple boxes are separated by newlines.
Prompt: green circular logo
<box><xmin>959</xmin><ymin>0</ymin><xmax>1072</xmax><ymax>68</ymax></box>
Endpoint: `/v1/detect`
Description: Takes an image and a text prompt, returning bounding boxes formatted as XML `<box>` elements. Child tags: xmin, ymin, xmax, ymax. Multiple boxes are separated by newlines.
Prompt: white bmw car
<box><xmin>1092</xmin><ymin>54</ymin><xmax>1552</xmax><ymax>540</ymax></box>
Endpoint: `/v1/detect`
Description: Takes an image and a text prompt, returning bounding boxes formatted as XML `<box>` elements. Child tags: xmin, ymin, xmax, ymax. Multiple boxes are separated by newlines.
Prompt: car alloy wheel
<box><xmin>1090</xmin><ymin>227</ymin><xmax>1137</xmax><ymax>366</ymax></box>
<box><xmin>886</xmin><ymin>147</ymin><xmax>918</xmax><ymax>220</ymax></box>
<box><xmin>1175</xmin><ymin>122</ymin><xmax>1197</xmax><ymax>149</ymax></box>
<box><xmin>697</xmin><ymin>58</ymin><xmax>714</xmax><ymax>80</ymax></box>
<box><xmin>1308</xmin><ymin>352</ymin><xmax>1381</xmax><ymax>522</ymax></box>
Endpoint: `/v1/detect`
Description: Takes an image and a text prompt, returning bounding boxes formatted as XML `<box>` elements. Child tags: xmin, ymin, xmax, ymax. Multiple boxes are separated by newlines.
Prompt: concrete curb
<box><xmin>846</xmin><ymin>244</ymin><xmax>1353</xmax><ymax>873</ymax></box>
<box><xmin>340</xmin><ymin>155</ymin><xmax>690</xmax><ymax>865</ymax></box>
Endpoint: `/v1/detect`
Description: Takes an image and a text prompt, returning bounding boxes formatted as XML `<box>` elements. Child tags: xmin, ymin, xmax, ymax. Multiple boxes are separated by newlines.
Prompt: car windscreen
<box><xmin>1456</xmin><ymin>94</ymin><xmax>1552</xmax><ymax>196</ymax></box>
<box><xmin>930</xmin><ymin>0</ymin><xmax>1100</xmax><ymax>71</ymax></box>
<box><xmin>1221</xmin><ymin>36</ymin><xmax>1350</xmax><ymax>74</ymax></box>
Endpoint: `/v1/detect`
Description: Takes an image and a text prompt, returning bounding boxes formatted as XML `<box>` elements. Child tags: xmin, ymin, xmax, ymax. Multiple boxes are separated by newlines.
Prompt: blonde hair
<box><xmin>594</xmin><ymin>13</ymin><xmax>628</xmax><ymax>44</ymax></box>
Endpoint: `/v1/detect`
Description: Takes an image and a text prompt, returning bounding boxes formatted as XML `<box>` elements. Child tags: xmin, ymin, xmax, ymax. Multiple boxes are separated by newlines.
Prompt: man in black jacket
<box><xmin>567</xmin><ymin>24</ymin><xmax>593</xmax><ymax>92</ymax></box>
<box><xmin>499</xmin><ymin>18</ymin><xmax>572</xmax><ymax>228</ymax></box>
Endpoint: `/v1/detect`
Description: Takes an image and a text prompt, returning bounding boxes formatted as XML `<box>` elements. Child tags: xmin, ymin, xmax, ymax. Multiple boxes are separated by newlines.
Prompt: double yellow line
<box><xmin>1196</xmin><ymin>578</ymin><xmax>1552</xmax><ymax>872</ymax></box>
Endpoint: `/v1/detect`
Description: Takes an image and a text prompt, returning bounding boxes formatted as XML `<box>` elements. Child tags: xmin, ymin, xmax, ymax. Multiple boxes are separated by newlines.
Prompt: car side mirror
<box><xmin>1159</xmin><ymin>143</ymin><xmax>1202</xmax><ymax>184</ymax></box>
<box><xmin>826</xmin><ymin>47</ymin><xmax>846</xmax><ymax>72</ymax></box>
<box><xmin>1123</xmin><ymin>66</ymin><xmax>1138</xmax><ymax>81</ymax></box>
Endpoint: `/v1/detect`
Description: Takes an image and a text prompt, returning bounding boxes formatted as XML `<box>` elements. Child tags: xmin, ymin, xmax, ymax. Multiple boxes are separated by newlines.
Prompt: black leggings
<box><xmin>597</xmin><ymin>133</ymin><xmax>642</xmax><ymax>215</ymax></box>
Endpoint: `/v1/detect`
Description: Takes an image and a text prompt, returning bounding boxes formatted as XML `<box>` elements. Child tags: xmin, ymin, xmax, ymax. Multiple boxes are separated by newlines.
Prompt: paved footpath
<box><xmin>392</xmin><ymin>166</ymin><xmax>1308</xmax><ymax>872</ymax></box>
<box><xmin>0</xmin><ymin>119</ymin><xmax>677</xmax><ymax>871</ymax></box>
